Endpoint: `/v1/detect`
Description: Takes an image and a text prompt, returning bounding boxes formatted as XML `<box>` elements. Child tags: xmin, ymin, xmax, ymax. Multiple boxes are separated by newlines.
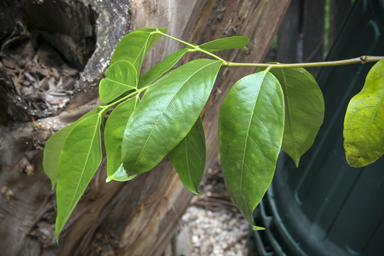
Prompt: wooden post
<box><xmin>0</xmin><ymin>1</ymin><xmax>291</xmax><ymax>255</ymax></box>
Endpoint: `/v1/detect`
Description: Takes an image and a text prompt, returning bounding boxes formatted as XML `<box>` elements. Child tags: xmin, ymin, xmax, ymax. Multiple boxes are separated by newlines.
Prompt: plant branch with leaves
<box><xmin>42</xmin><ymin>28</ymin><xmax>384</xmax><ymax>241</ymax></box>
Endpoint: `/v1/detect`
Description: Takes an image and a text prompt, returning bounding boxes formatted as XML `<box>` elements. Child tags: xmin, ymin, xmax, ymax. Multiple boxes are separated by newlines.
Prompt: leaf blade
<box><xmin>43</xmin><ymin>107</ymin><xmax>103</xmax><ymax>189</ymax></box>
<box><xmin>105</xmin><ymin>96</ymin><xmax>139</xmax><ymax>178</ymax></box>
<box><xmin>138</xmin><ymin>48</ymin><xmax>188</xmax><ymax>89</ymax></box>
<box><xmin>344</xmin><ymin>59</ymin><xmax>384</xmax><ymax>167</ymax></box>
<box><xmin>122</xmin><ymin>59</ymin><xmax>222</xmax><ymax>175</ymax></box>
<box><xmin>259</xmin><ymin>67</ymin><xmax>325</xmax><ymax>167</ymax></box>
<box><xmin>219</xmin><ymin>71</ymin><xmax>284</xmax><ymax>229</ymax></box>
<box><xmin>99</xmin><ymin>60</ymin><xmax>137</xmax><ymax>104</ymax></box>
<box><xmin>168</xmin><ymin>116</ymin><xmax>206</xmax><ymax>195</ymax></box>
<box><xmin>111</xmin><ymin>28</ymin><xmax>167</xmax><ymax>80</ymax></box>
<box><xmin>106</xmin><ymin>164</ymin><xmax>136</xmax><ymax>182</ymax></box>
<box><xmin>199</xmin><ymin>36</ymin><xmax>249</xmax><ymax>52</ymax></box>
<box><xmin>55</xmin><ymin>113</ymin><xmax>103</xmax><ymax>240</ymax></box>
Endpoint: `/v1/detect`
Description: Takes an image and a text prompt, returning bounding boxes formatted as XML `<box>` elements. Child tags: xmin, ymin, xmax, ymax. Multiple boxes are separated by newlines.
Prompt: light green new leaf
<box><xmin>105</xmin><ymin>96</ymin><xmax>139</xmax><ymax>178</ymax></box>
<box><xmin>43</xmin><ymin>106</ymin><xmax>103</xmax><ymax>189</ymax></box>
<box><xmin>199</xmin><ymin>36</ymin><xmax>249</xmax><ymax>52</ymax></box>
<box><xmin>344</xmin><ymin>59</ymin><xmax>384</xmax><ymax>167</ymax></box>
<box><xmin>106</xmin><ymin>164</ymin><xmax>136</xmax><ymax>182</ymax></box>
<box><xmin>111</xmin><ymin>27</ymin><xmax>167</xmax><ymax>79</ymax></box>
<box><xmin>138</xmin><ymin>48</ymin><xmax>188</xmax><ymax>89</ymax></box>
<box><xmin>168</xmin><ymin>116</ymin><xmax>206</xmax><ymax>195</ymax></box>
<box><xmin>258</xmin><ymin>67</ymin><xmax>324</xmax><ymax>167</ymax></box>
<box><xmin>219</xmin><ymin>71</ymin><xmax>284</xmax><ymax>230</ymax></box>
<box><xmin>55</xmin><ymin>113</ymin><xmax>103</xmax><ymax>240</ymax></box>
<box><xmin>99</xmin><ymin>61</ymin><xmax>137</xmax><ymax>104</ymax></box>
<box><xmin>122</xmin><ymin>59</ymin><xmax>222</xmax><ymax>176</ymax></box>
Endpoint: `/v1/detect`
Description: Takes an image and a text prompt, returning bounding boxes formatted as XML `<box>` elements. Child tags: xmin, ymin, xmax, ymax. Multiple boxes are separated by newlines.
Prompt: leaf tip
<box><xmin>252</xmin><ymin>225</ymin><xmax>265</xmax><ymax>231</ymax></box>
<box><xmin>106</xmin><ymin>177</ymin><xmax>113</xmax><ymax>183</ymax></box>
<box><xmin>294</xmin><ymin>158</ymin><xmax>300</xmax><ymax>168</ymax></box>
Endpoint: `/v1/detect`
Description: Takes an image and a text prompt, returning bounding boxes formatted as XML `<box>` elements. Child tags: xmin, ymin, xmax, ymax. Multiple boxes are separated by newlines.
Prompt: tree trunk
<box><xmin>0</xmin><ymin>0</ymin><xmax>290</xmax><ymax>255</ymax></box>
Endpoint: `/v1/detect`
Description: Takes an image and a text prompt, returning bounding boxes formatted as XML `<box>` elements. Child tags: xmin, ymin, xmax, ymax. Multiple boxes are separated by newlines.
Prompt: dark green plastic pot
<box><xmin>250</xmin><ymin>0</ymin><xmax>384</xmax><ymax>255</ymax></box>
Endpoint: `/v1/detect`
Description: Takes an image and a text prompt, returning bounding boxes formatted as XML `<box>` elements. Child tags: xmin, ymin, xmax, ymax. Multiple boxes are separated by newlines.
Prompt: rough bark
<box><xmin>0</xmin><ymin>0</ymin><xmax>290</xmax><ymax>255</ymax></box>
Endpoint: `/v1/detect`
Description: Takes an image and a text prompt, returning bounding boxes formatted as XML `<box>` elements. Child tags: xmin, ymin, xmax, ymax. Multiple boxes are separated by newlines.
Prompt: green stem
<box><xmin>104</xmin><ymin>90</ymin><xmax>141</xmax><ymax>111</ymax></box>
<box><xmin>158</xmin><ymin>31</ymin><xmax>226</xmax><ymax>63</ymax></box>
<box><xmin>225</xmin><ymin>56</ymin><xmax>384</xmax><ymax>68</ymax></box>
<box><xmin>158</xmin><ymin>31</ymin><xmax>383</xmax><ymax>68</ymax></box>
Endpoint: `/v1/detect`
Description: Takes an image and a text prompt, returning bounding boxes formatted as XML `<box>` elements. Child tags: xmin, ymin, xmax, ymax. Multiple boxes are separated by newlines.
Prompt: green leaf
<box><xmin>168</xmin><ymin>116</ymin><xmax>206</xmax><ymax>195</ymax></box>
<box><xmin>55</xmin><ymin>112</ymin><xmax>103</xmax><ymax>240</ymax></box>
<box><xmin>138</xmin><ymin>48</ymin><xmax>189</xmax><ymax>89</ymax></box>
<box><xmin>99</xmin><ymin>61</ymin><xmax>137</xmax><ymax>104</ymax></box>
<box><xmin>219</xmin><ymin>71</ymin><xmax>284</xmax><ymax>230</ymax></box>
<box><xmin>106</xmin><ymin>164</ymin><xmax>136</xmax><ymax>182</ymax></box>
<box><xmin>258</xmin><ymin>67</ymin><xmax>324</xmax><ymax>167</ymax></box>
<box><xmin>199</xmin><ymin>36</ymin><xmax>249</xmax><ymax>52</ymax></box>
<box><xmin>111</xmin><ymin>28</ymin><xmax>167</xmax><ymax>80</ymax></box>
<box><xmin>122</xmin><ymin>59</ymin><xmax>222</xmax><ymax>176</ymax></box>
<box><xmin>344</xmin><ymin>59</ymin><xmax>384</xmax><ymax>167</ymax></box>
<box><xmin>105</xmin><ymin>96</ymin><xmax>139</xmax><ymax>178</ymax></box>
<box><xmin>43</xmin><ymin>106</ymin><xmax>103</xmax><ymax>189</ymax></box>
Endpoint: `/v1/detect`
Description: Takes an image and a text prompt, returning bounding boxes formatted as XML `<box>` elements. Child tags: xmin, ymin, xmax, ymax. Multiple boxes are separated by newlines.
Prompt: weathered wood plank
<box><xmin>0</xmin><ymin>1</ymin><xmax>290</xmax><ymax>255</ymax></box>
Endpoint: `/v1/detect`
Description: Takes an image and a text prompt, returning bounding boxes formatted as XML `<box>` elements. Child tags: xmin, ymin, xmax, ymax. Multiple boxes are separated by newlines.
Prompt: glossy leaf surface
<box><xmin>168</xmin><ymin>116</ymin><xmax>206</xmax><ymax>195</ymax></box>
<box><xmin>259</xmin><ymin>67</ymin><xmax>324</xmax><ymax>167</ymax></box>
<box><xmin>55</xmin><ymin>113</ymin><xmax>103</xmax><ymax>240</ymax></box>
<box><xmin>99</xmin><ymin>61</ymin><xmax>137</xmax><ymax>104</ymax></box>
<box><xmin>219</xmin><ymin>71</ymin><xmax>284</xmax><ymax>230</ymax></box>
<box><xmin>344</xmin><ymin>59</ymin><xmax>384</xmax><ymax>167</ymax></box>
<box><xmin>122</xmin><ymin>59</ymin><xmax>222</xmax><ymax>176</ymax></box>
<box><xmin>199</xmin><ymin>36</ymin><xmax>249</xmax><ymax>52</ymax></box>
<box><xmin>105</xmin><ymin>97</ymin><xmax>138</xmax><ymax>178</ymax></box>
<box><xmin>111</xmin><ymin>27</ymin><xmax>167</xmax><ymax>80</ymax></box>
<box><xmin>138</xmin><ymin>48</ymin><xmax>188</xmax><ymax>89</ymax></box>
<box><xmin>43</xmin><ymin>107</ymin><xmax>103</xmax><ymax>189</ymax></box>
<box><xmin>106</xmin><ymin>164</ymin><xmax>136</xmax><ymax>182</ymax></box>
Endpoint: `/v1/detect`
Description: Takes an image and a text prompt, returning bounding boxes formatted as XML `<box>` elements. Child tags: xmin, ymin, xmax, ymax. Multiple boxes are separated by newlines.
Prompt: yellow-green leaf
<box><xmin>344</xmin><ymin>59</ymin><xmax>384</xmax><ymax>167</ymax></box>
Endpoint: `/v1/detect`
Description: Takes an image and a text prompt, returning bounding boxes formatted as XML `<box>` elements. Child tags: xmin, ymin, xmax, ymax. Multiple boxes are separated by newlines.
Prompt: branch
<box><xmin>224</xmin><ymin>56</ymin><xmax>384</xmax><ymax>68</ymax></box>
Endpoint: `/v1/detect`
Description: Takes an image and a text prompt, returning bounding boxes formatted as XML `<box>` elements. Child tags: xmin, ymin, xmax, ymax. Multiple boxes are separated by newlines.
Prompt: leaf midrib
<box><xmin>104</xmin><ymin>78</ymin><xmax>136</xmax><ymax>89</ymax></box>
<box><xmin>185</xmin><ymin>137</ymin><xmax>193</xmax><ymax>188</ymax></box>
<box><xmin>360</xmin><ymin>92</ymin><xmax>384</xmax><ymax>151</ymax></box>
<box><xmin>133</xmin><ymin>61</ymin><xmax>218</xmax><ymax>170</ymax></box>
<box><xmin>240</xmin><ymin>73</ymin><xmax>265</xmax><ymax>206</ymax></box>
<box><xmin>59</xmin><ymin>114</ymin><xmax>101</xmax><ymax>232</ymax></box>
<box><xmin>280</xmin><ymin>69</ymin><xmax>296</xmax><ymax>157</ymax></box>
